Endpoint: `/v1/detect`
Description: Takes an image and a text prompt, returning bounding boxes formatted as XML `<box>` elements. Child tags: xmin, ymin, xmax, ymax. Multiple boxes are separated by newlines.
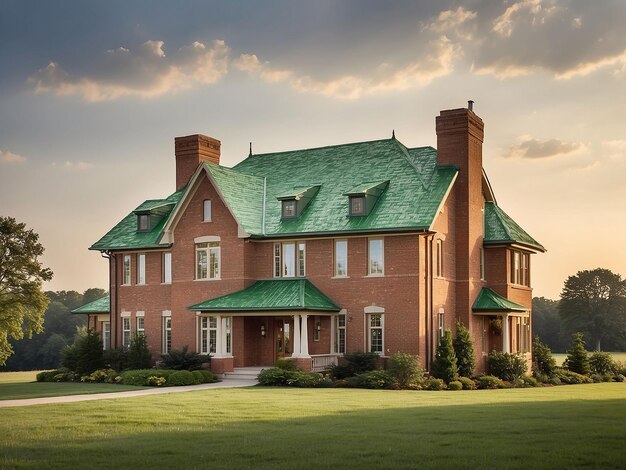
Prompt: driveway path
<box><xmin>0</xmin><ymin>377</ymin><xmax>256</xmax><ymax>408</ymax></box>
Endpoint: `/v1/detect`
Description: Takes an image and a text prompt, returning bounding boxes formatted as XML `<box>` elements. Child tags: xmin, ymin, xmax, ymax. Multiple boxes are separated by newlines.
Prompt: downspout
<box><xmin>101</xmin><ymin>250</ymin><xmax>115</xmax><ymax>350</ymax></box>
<box><xmin>426</xmin><ymin>234</ymin><xmax>435</xmax><ymax>370</ymax></box>
<box><xmin>262</xmin><ymin>177</ymin><xmax>267</xmax><ymax>235</ymax></box>
<box><xmin>423</xmin><ymin>235</ymin><xmax>430</xmax><ymax>370</ymax></box>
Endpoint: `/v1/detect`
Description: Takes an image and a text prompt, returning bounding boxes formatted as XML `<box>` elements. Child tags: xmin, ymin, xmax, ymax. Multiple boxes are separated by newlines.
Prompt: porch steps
<box><xmin>221</xmin><ymin>367</ymin><xmax>266</xmax><ymax>382</ymax></box>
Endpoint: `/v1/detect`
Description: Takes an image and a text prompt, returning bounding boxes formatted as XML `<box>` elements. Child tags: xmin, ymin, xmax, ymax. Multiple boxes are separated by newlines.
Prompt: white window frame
<box><xmin>102</xmin><ymin>322</ymin><xmax>110</xmax><ymax>350</ymax></box>
<box><xmin>122</xmin><ymin>317</ymin><xmax>131</xmax><ymax>350</ymax></box>
<box><xmin>368</xmin><ymin>238</ymin><xmax>384</xmax><ymax>276</ymax></box>
<box><xmin>203</xmin><ymin>199</ymin><xmax>212</xmax><ymax>222</ymax></box>
<box><xmin>224</xmin><ymin>317</ymin><xmax>232</xmax><ymax>355</ymax></box>
<box><xmin>273</xmin><ymin>243</ymin><xmax>281</xmax><ymax>277</ymax></box>
<box><xmin>136</xmin><ymin>316</ymin><xmax>145</xmax><ymax>335</ymax></box>
<box><xmin>163</xmin><ymin>252</ymin><xmax>172</xmax><ymax>284</ymax></box>
<box><xmin>313</xmin><ymin>316</ymin><xmax>321</xmax><ymax>342</ymax></box>
<box><xmin>334</xmin><ymin>239</ymin><xmax>348</xmax><ymax>277</ymax></box>
<box><xmin>335</xmin><ymin>314</ymin><xmax>346</xmax><ymax>354</ymax></box>
<box><xmin>367</xmin><ymin>313</ymin><xmax>384</xmax><ymax>354</ymax></box>
<box><xmin>137</xmin><ymin>253</ymin><xmax>146</xmax><ymax>285</ymax></box>
<box><xmin>437</xmin><ymin>311</ymin><xmax>445</xmax><ymax>344</ymax></box>
<box><xmin>162</xmin><ymin>315</ymin><xmax>172</xmax><ymax>354</ymax></box>
<box><xmin>122</xmin><ymin>255</ymin><xmax>131</xmax><ymax>286</ymax></box>
<box><xmin>274</xmin><ymin>241</ymin><xmax>305</xmax><ymax>278</ymax></box>
<box><xmin>196</xmin><ymin>242</ymin><xmax>220</xmax><ymax>280</ymax></box>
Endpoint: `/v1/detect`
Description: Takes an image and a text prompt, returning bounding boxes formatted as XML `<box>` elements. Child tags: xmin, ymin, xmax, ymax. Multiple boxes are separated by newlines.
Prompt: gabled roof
<box><xmin>472</xmin><ymin>288</ymin><xmax>527</xmax><ymax>312</ymax></box>
<box><xmin>71</xmin><ymin>295</ymin><xmax>110</xmax><ymax>314</ymax></box>
<box><xmin>188</xmin><ymin>279</ymin><xmax>340</xmax><ymax>312</ymax></box>
<box><xmin>484</xmin><ymin>202</ymin><xmax>545</xmax><ymax>252</ymax></box>
<box><xmin>343</xmin><ymin>180</ymin><xmax>389</xmax><ymax>196</ymax></box>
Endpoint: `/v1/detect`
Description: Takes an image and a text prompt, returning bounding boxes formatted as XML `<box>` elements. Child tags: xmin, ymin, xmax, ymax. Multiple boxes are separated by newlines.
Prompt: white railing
<box><xmin>311</xmin><ymin>354</ymin><xmax>338</xmax><ymax>371</ymax></box>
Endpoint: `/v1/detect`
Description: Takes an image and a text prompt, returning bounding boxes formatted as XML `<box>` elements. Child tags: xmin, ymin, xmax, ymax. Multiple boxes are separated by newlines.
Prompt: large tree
<box><xmin>532</xmin><ymin>297</ymin><xmax>566</xmax><ymax>352</ymax></box>
<box><xmin>0</xmin><ymin>216</ymin><xmax>53</xmax><ymax>365</ymax></box>
<box><xmin>559</xmin><ymin>268</ymin><xmax>626</xmax><ymax>351</ymax></box>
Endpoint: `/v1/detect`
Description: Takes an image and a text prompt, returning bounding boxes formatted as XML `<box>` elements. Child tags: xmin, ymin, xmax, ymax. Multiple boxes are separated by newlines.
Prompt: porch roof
<box><xmin>71</xmin><ymin>295</ymin><xmax>110</xmax><ymax>314</ymax></box>
<box><xmin>472</xmin><ymin>288</ymin><xmax>527</xmax><ymax>313</ymax></box>
<box><xmin>188</xmin><ymin>279</ymin><xmax>341</xmax><ymax>313</ymax></box>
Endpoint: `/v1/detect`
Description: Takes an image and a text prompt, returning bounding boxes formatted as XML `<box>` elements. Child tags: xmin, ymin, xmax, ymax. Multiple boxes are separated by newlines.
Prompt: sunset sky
<box><xmin>1</xmin><ymin>0</ymin><xmax>625</xmax><ymax>299</ymax></box>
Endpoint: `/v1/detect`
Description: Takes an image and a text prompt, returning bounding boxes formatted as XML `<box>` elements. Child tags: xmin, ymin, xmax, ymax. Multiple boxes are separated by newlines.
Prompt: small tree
<box><xmin>126</xmin><ymin>333</ymin><xmax>152</xmax><ymax>370</ymax></box>
<box><xmin>387</xmin><ymin>352</ymin><xmax>423</xmax><ymax>388</ymax></box>
<box><xmin>63</xmin><ymin>329</ymin><xmax>104</xmax><ymax>375</ymax></box>
<box><xmin>589</xmin><ymin>352</ymin><xmax>616</xmax><ymax>375</ymax></box>
<box><xmin>532</xmin><ymin>336</ymin><xmax>557</xmax><ymax>378</ymax></box>
<box><xmin>431</xmin><ymin>330</ymin><xmax>458</xmax><ymax>383</ymax></box>
<box><xmin>453</xmin><ymin>321</ymin><xmax>475</xmax><ymax>378</ymax></box>
<box><xmin>564</xmin><ymin>333</ymin><xmax>590</xmax><ymax>375</ymax></box>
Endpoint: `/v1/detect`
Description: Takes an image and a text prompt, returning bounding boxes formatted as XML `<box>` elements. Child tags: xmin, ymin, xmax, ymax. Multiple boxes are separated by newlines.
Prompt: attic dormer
<box><xmin>343</xmin><ymin>180</ymin><xmax>389</xmax><ymax>217</ymax></box>
<box><xmin>133</xmin><ymin>201</ymin><xmax>176</xmax><ymax>232</ymax></box>
<box><xmin>277</xmin><ymin>185</ymin><xmax>321</xmax><ymax>219</ymax></box>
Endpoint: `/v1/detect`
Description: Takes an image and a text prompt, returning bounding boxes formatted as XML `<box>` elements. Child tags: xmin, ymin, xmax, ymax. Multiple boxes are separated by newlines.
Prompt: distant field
<box><xmin>0</xmin><ymin>371</ymin><xmax>144</xmax><ymax>401</ymax></box>
<box><xmin>553</xmin><ymin>352</ymin><xmax>626</xmax><ymax>366</ymax></box>
<box><xmin>1</xmin><ymin>383</ymin><xmax>625</xmax><ymax>469</ymax></box>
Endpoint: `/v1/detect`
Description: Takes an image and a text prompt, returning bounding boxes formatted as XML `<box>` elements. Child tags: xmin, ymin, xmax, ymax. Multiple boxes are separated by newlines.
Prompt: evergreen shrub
<box><xmin>459</xmin><ymin>376</ymin><xmax>476</xmax><ymax>390</ymax></box>
<box><xmin>589</xmin><ymin>352</ymin><xmax>616</xmax><ymax>375</ymax></box>
<box><xmin>476</xmin><ymin>375</ymin><xmax>505</xmax><ymax>389</ymax></box>
<box><xmin>488</xmin><ymin>351</ymin><xmax>527</xmax><ymax>381</ymax></box>
<box><xmin>431</xmin><ymin>330</ymin><xmax>459</xmax><ymax>383</ymax></box>
<box><xmin>532</xmin><ymin>337</ymin><xmax>557</xmax><ymax>378</ymax></box>
<box><xmin>347</xmin><ymin>370</ymin><xmax>394</xmax><ymax>389</ymax></box>
<box><xmin>447</xmin><ymin>381</ymin><xmax>462</xmax><ymax>391</ymax></box>
<box><xmin>387</xmin><ymin>352</ymin><xmax>423</xmax><ymax>389</ymax></box>
<box><xmin>453</xmin><ymin>321</ymin><xmax>476</xmax><ymax>378</ymax></box>
<box><xmin>563</xmin><ymin>333</ymin><xmax>590</xmax><ymax>375</ymax></box>
<box><xmin>127</xmin><ymin>334</ymin><xmax>152</xmax><ymax>370</ymax></box>
<box><xmin>167</xmin><ymin>370</ymin><xmax>196</xmax><ymax>386</ymax></box>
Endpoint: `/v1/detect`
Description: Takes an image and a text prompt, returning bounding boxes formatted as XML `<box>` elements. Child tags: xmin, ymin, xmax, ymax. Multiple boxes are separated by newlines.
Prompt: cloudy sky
<box><xmin>1</xmin><ymin>0</ymin><xmax>625</xmax><ymax>299</ymax></box>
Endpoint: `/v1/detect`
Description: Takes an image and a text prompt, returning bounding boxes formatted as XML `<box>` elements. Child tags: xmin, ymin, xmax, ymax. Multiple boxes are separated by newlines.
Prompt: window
<box><xmin>163</xmin><ymin>252</ymin><xmax>172</xmax><ymax>284</ymax></box>
<box><xmin>162</xmin><ymin>316</ymin><xmax>172</xmax><ymax>354</ymax></box>
<box><xmin>282</xmin><ymin>200</ymin><xmax>296</xmax><ymax>218</ymax></box>
<box><xmin>123</xmin><ymin>255</ymin><xmax>131</xmax><ymax>285</ymax></box>
<box><xmin>437</xmin><ymin>311</ymin><xmax>445</xmax><ymax>344</ymax></box>
<box><xmin>313</xmin><ymin>317</ymin><xmax>321</xmax><ymax>342</ymax></box>
<box><xmin>368</xmin><ymin>314</ymin><xmax>383</xmax><ymax>353</ymax></box>
<box><xmin>516</xmin><ymin>317</ymin><xmax>530</xmax><ymax>354</ymax></box>
<box><xmin>122</xmin><ymin>317</ymin><xmax>131</xmax><ymax>350</ymax></box>
<box><xmin>200</xmin><ymin>316</ymin><xmax>218</xmax><ymax>354</ymax></box>
<box><xmin>196</xmin><ymin>242</ymin><xmax>220</xmax><ymax>280</ymax></box>
<box><xmin>479</xmin><ymin>248</ymin><xmax>485</xmax><ymax>280</ymax></box>
<box><xmin>203</xmin><ymin>200</ymin><xmax>212</xmax><ymax>222</ymax></box>
<box><xmin>225</xmin><ymin>317</ymin><xmax>232</xmax><ymax>355</ymax></box>
<box><xmin>436</xmin><ymin>239</ymin><xmax>443</xmax><ymax>278</ymax></box>
<box><xmin>102</xmin><ymin>322</ymin><xmax>110</xmax><ymax>350</ymax></box>
<box><xmin>335</xmin><ymin>314</ymin><xmax>346</xmax><ymax>354</ymax></box>
<box><xmin>137</xmin><ymin>316</ymin><xmax>145</xmax><ymax>335</ymax></box>
<box><xmin>274</xmin><ymin>242</ymin><xmax>305</xmax><ymax>277</ymax></box>
<box><xmin>334</xmin><ymin>240</ymin><xmax>348</xmax><ymax>277</ymax></box>
<box><xmin>138</xmin><ymin>214</ymin><xmax>149</xmax><ymax>231</ymax></box>
<box><xmin>510</xmin><ymin>250</ymin><xmax>530</xmax><ymax>286</ymax></box>
<box><xmin>350</xmin><ymin>196</ymin><xmax>364</xmax><ymax>215</ymax></box>
<box><xmin>368</xmin><ymin>238</ymin><xmax>384</xmax><ymax>275</ymax></box>
<box><xmin>137</xmin><ymin>254</ymin><xmax>146</xmax><ymax>285</ymax></box>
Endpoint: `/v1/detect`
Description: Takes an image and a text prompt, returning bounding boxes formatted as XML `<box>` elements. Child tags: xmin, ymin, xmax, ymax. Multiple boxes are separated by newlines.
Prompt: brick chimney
<box><xmin>175</xmin><ymin>134</ymin><xmax>221</xmax><ymax>190</ymax></box>
<box><xmin>435</xmin><ymin>103</ymin><xmax>484</xmax><ymax>329</ymax></box>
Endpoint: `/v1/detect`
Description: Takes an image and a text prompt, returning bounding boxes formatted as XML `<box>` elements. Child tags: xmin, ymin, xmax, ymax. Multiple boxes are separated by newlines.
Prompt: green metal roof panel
<box><xmin>90</xmin><ymin>188</ymin><xmax>185</xmax><ymax>251</ymax></box>
<box><xmin>276</xmin><ymin>185</ymin><xmax>321</xmax><ymax>201</ymax></box>
<box><xmin>188</xmin><ymin>279</ymin><xmax>340</xmax><ymax>312</ymax></box>
<box><xmin>343</xmin><ymin>180</ymin><xmax>389</xmax><ymax>196</ymax></box>
<box><xmin>472</xmin><ymin>288</ymin><xmax>527</xmax><ymax>312</ymax></box>
<box><xmin>71</xmin><ymin>295</ymin><xmax>110</xmax><ymax>314</ymax></box>
<box><xmin>233</xmin><ymin>138</ymin><xmax>457</xmax><ymax>236</ymax></box>
<box><xmin>133</xmin><ymin>200</ymin><xmax>175</xmax><ymax>213</ymax></box>
<box><xmin>484</xmin><ymin>202</ymin><xmax>545</xmax><ymax>251</ymax></box>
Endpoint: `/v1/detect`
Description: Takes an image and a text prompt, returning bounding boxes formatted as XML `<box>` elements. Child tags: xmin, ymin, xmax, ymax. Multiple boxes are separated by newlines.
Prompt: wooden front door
<box><xmin>274</xmin><ymin>318</ymin><xmax>291</xmax><ymax>361</ymax></box>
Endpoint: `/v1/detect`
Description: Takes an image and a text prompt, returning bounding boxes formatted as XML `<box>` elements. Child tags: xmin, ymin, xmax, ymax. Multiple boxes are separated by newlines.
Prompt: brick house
<box><xmin>76</xmin><ymin>104</ymin><xmax>544</xmax><ymax>374</ymax></box>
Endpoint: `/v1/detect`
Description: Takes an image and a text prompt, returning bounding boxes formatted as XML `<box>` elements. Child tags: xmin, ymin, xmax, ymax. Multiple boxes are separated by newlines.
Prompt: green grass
<box><xmin>1</xmin><ymin>384</ymin><xmax>624</xmax><ymax>469</ymax></box>
<box><xmin>553</xmin><ymin>351</ymin><xmax>626</xmax><ymax>366</ymax></box>
<box><xmin>0</xmin><ymin>371</ymin><xmax>145</xmax><ymax>401</ymax></box>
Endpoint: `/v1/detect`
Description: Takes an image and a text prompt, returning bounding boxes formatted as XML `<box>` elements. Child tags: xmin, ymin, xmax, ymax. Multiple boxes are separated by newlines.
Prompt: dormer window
<box><xmin>344</xmin><ymin>180</ymin><xmax>389</xmax><ymax>217</ymax></box>
<box><xmin>350</xmin><ymin>196</ymin><xmax>365</xmax><ymax>216</ymax></box>
<box><xmin>282</xmin><ymin>200</ymin><xmax>297</xmax><ymax>218</ymax></box>
<box><xmin>137</xmin><ymin>214</ymin><xmax>150</xmax><ymax>231</ymax></box>
<box><xmin>277</xmin><ymin>185</ymin><xmax>321</xmax><ymax>220</ymax></box>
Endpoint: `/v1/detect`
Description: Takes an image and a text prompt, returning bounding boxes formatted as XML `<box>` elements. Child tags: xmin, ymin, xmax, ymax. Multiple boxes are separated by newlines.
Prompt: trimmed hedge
<box><xmin>120</xmin><ymin>369</ymin><xmax>173</xmax><ymax>386</ymax></box>
<box><xmin>257</xmin><ymin>367</ymin><xmax>327</xmax><ymax>388</ymax></box>
<box><xmin>476</xmin><ymin>375</ymin><xmax>505</xmax><ymax>389</ymax></box>
<box><xmin>347</xmin><ymin>370</ymin><xmax>394</xmax><ymax>389</ymax></box>
<box><xmin>459</xmin><ymin>376</ymin><xmax>476</xmax><ymax>390</ymax></box>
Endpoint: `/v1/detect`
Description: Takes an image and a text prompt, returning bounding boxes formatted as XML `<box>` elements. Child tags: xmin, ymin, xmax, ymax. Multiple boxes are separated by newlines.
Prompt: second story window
<box><xmin>163</xmin><ymin>252</ymin><xmax>172</xmax><ymax>284</ymax></box>
<box><xmin>334</xmin><ymin>239</ymin><xmax>348</xmax><ymax>277</ymax></box>
<box><xmin>350</xmin><ymin>196</ymin><xmax>365</xmax><ymax>216</ymax></box>
<box><xmin>273</xmin><ymin>242</ymin><xmax>305</xmax><ymax>277</ymax></box>
<box><xmin>196</xmin><ymin>242</ymin><xmax>220</xmax><ymax>280</ymax></box>
<box><xmin>137</xmin><ymin>253</ymin><xmax>146</xmax><ymax>285</ymax></box>
<box><xmin>282</xmin><ymin>200</ymin><xmax>297</xmax><ymax>218</ymax></box>
<box><xmin>122</xmin><ymin>255</ymin><xmax>131</xmax><ymax>285</ymax></box>
<box><xmin>203</xmin><ymin>200</ymin><xmax>212</xmax><ymax>222</ymax></box>
<box><xmin>510</xmin><ymin>250</ymin><xmax>530</xmax><ymax>287</ymax></box>
<box><xmin>368</xmin><ymin>238</ymin><xmax>384</xmax><ymax>276</ymax></box>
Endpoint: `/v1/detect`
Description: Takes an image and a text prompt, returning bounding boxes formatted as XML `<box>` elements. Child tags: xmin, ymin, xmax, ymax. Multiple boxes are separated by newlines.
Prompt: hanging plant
<box><xmin>489</xmin><ymin>318</ymin><xmax>503</xmax><ymax>332</ymax></box>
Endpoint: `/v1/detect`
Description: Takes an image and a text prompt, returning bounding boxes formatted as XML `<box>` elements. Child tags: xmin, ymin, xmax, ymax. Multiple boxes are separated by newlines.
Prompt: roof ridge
<box><xmin>491</xmin><ymin>203</ymin><xmax>513</xmax><ymax>241</ymax></box>
<box><xmin>392</xmin><ymin>139</ymin><xmax>428</xmax><ymax>190</ymax></box>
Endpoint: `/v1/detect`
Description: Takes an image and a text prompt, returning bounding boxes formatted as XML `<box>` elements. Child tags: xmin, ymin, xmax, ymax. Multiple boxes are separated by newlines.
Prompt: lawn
<box><xmin>553</xmin><ymin>351</ymin><xmax>626</xmax><ymax>366</ymax></box>
<box><xmin>1</xmin><ymin>383</ymin><xmax>624</xmax><ymax>469</ymax></box>
<box><xmin>0</xmin><ymin>371</ymin><xmax>145</xmax><ymax>401</ymax></box>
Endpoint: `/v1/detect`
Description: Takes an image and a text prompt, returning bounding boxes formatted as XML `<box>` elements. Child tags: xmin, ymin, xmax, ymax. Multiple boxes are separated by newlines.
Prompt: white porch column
<box><xmin>292</xmin><ymin>314</ymin><xmax>301</xmax><ymax>358</ymax></box>
<box><xmin>502</xmin><ymin>315</ymin><xmax>510</xmax><ymax>353</ymax></box>
<box><xmin>330</xmin><ymin>315</ymin><xmax>336</xmax><ymax>354</ymax></box>
<box><xmin>221</xmin><ymin>316</ymin><xmax>230</xmax><ymax>357</ymax></box>
<box><xmin>300</xmin><ymin>314</ymin><xmax>310</xmax><ymax>357</ymax></box>
<box><xmin>215</xmin><ymin>315</ymin><xmax>223</xmax><ymax>357</ymax></box>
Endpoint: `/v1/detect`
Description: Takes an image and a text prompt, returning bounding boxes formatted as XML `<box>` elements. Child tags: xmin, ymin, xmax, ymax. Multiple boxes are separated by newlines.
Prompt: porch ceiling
<box><xmin>188</xmin><ymin>279</ymin><xmax>341</xmax><ymax>313</ymax></box>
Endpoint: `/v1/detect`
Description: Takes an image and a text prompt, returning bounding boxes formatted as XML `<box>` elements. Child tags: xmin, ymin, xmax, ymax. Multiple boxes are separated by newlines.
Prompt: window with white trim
<box><xmin>163</xmin><ymin>316</ymin><xmax>172</xmax><ymax>354</ymax></box>
<box><xmin>196</xmin><ymin>242</ymin><xmax>220</xmax><ymax>280</ymax></box>
<box><xmin>516</xmin><ymin>316</ymin><xmax>530</xmax><ymax>354</ymax></box>
<box><xmin>122</xmin><ymin>317</ymin><xmax>131</xmax><ymax>350</ymax></box>
<box><xmin>510</xmin><ymin>250</ymin><xmax>530</xmax><ymax>286</ymax></box>
<box><xmin>313</xmin><ymin>317</ymin><xmax>321</xmax><ymax>341</ymax></box>
<box><xmin>368</xmin><ymin>314</ymin><xmax>383</xmax><ymax>354</ymax></box>
<box><xmin>437</xmin><ymin>312</ymin><xmax>445</xmax><ymax>345</ymax></box>
<box><xmin>335</xmin><ymin>314</ymin><xmax>346</xmax><ymax>354</ymax></box>
<box><xmin>368</xmin><ymin>239</ymin><xmax>384</xmax><ymax>275</ymax></box>
<box><xmin>436</xmin><ymin>239</ymin><xmax>443</xmax><ymax>278</ymax></box>
<box><xmin>102</xmin><ymin>322</ymin><xmax>110</xmax><ymax>350</ymax></box>
<box><xmin>137</xmin><ymin>316</ymin><xmax>145</xmax><ymax>335</ymax></box>
<box><xmin>273</xmin><ymin>242</ymin><xmax>305</xmax><ymax>277</ymax></box>
<box><xmin>122</xmin><ymin>255</ymin><xmax>131</xmax><ymax>285</ymax></box>
<box><xmin>137</xmin><ymin>253</ymin><xmax>146</xmax><ymax>285</ymax></box>
<box><xmin>225</xmin><ymin>317</ymin><xmax>232</xmax><ymax>355</ymax></box>
<box><xmin>163</xmin><ymin>252</ymin><xmax>172</xmax><ymax>284</ymax></box>
<box><xmin>334</xmin><ymin>239</ymin><xmax>348</xmax><ymax>277</ymax></box>
<box><xmin>203</xmin><ymin>200</ymin><xmax>212</xmax><ymax>222</ymax></box>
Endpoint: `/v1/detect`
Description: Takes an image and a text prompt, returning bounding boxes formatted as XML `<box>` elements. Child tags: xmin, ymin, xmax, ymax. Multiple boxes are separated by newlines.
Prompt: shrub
<box><xmin>126</xmin><ymin>334</ymin><xmax>152</xmax><ymax>370</ymax></box>
<box><xmin>199</xmin><ymin>369</ymin><xmax>217</xmax><ymax>383</ymax></box>
<box><xmin>488</xmin><ymin>351</ymin><xmax>527</xmax><ymax>381</ymax></box>
<box><xmin>167</xmin><ymin>370</ymin><xmax>196</xmax><ymax>386</ymax></box>
<box><xmin>589</xmin><ymin>352</ymin><xmax>616</xmax><ymax>375</ymax></box>
<box><xmin>613</xmin><ymin>374</ymin><xmax>625</xmax><ymax>382</ymax></box>
<box><xmin>81</xmin><ymin>368</ymin><xmax>116</xmax><ymax>383</ymax></box>
<box><xmin>274</xmin><ymin>358</ymin><xmax>297</xmax><ymax>371</ymax></box>
<box><xmin>191</xmin><ymin>370</ymin><xmax>205</xmax><ymax>385</ymax></box>
<box><xmin>103</xmin><ymin>348</ymin><xmax>128</xmax><ymax>372</ymax></box>
<box><xmin>61</xmin><ymin>344</ymin><xmax>80</xmax><ymax>372</ymax></box>
<box><xmin>459</xmin><ymin>376</ymin><xmax>476</xmax><ymax>390</ymax></box>
<box><xmin>62</xmin><ymin>329</ymin><xmax>104</xmax><ymax>375</ymax></box>
<box><xmin>563</xmin><ymin>333</ymin><xmax>590</xmax><ymax>375</ymax></box>
<box><xmin>387</xmin><ymin>353</ymin><xmax>423</xmax><ymax>389</ymax></box>
<box><xmin>105</xmin><ymin>369</ymin><xmax>120</xmax><ymax>384</ymax></box>
<box><xmin>431</xmin><ymin>330</ymin><xmax>459</xmax><ymax>383</ymax></box>
<box><xmin>534</xmin><ymin>372</ymin><xmax>550</xmax><ymax>384</ymax></box>
<box><xmin>614</xmin><ymin>361</ymin><xmax>626</xmax><ymax>376</ymax></box>
<box><xmin>147</xmin><ymin>376</ymin><xmax>166</xmax><ymax>386</ymax></box>
<box><xmin>257</xmin><ymin>367</ymin><xmax>291</xmax><ymax>386</ymax></box>
<box><xmin>453</xmin><ymin>321</ymin><xmax>475</xmax><ymax>378</ymax></box>
<box><xmin>347</xmin><ymin>370</ymin><xmax>394</xmax><ymax>389</ymax></box>
<box><xmin>36</xmin><ymin>370</ymin><xmax>59</xmax><ymax>382</ymax></box>
<box><xmin>532</xmin><ymin>337</ymin><xmax>557</xmax><ymax>378</ymax></box>
<box><xmin>553</xmin><ymin>368</ymin><xmax>592</xmax><ymax>385</ymax></box>
<box><xmin>590</xmin><ymin>373</ymin><xmax>603</xmax><ymax>383</ymax></box>
<box><xmin>53</xmin><ymin>370</ymin><xmax>79</xmax><ymax>382</ymax></box>
<box><xmin>448</xmin><ymin>381</ymin><xmax>462</xmax><ymax>391</ymax></box>
<box><xmin>476</xmin><ymin>375</ymin><xmax>505</xmax><ymax>389</ymax></box>
<box><xmin>423</xmin><ymin>378</ymin><xmax>446</xmax><ymax>391</ymax></box>
<box><xmin>521</xmin><ymin>374</ymin><xmax>539</xmax><ymax>387</ymax></box>
<box><xmin>287</xmin><ymin>371</ymin><xmax>327</xmax><ymax>388</ymax></box>
<box><xmin>161</xmin><ymin>345</ymin><xmax>210</xmax><ymax>371</ymax></box>
<box><xmin>331</xmin><ymin>351</ymin><xmax>379</xmax><ymax>379</ymax></box>
<box><xmin>120</xmin><ymin>369</ymin><xmax>172</xmax><ymax>386</ymax></box>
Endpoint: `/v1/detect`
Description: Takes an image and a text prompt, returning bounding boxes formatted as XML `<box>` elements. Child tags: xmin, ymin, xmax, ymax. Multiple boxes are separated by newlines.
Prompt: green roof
<box><xmin>343</xmin><ymin>180</ymin><xmax>389</xmax><ymax>196</ymax></box>
<box><xmin>71</xmin><ymin>296</ymin><xmax>110</xmax><ymax>314</ymax></box>
<box><xmin>484</xmin><ymin>202</ymin><xmax>545</xmax><ymax>252</ymax></box>
<box><xmin>188</xmin><ymin>279</ymin><xmax>340</xmax><ymax>312</ymax></box>
<box><xmin>90</xmin><ymin>188</ymin><xmax>186</xmax><ymax>251</ymax></box>
<box><xmin>472</xmin><ymin>288</ymin><xmax>527</xmax><ymax>312</ymax></box>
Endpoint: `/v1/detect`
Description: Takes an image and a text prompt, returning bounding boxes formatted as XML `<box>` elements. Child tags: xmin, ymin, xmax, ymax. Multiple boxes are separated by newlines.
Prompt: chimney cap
<box><xmin>468</xmin><ymin>100</ymin><xmax>474</xmax><ymax>111</ymax></box>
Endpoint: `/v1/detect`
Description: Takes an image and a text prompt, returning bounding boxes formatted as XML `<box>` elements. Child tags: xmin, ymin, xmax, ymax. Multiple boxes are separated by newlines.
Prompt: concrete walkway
<box><xmin>0</xmin><ymin>377</ymin><xmax>257</xmax><ymax>408</ymax></box>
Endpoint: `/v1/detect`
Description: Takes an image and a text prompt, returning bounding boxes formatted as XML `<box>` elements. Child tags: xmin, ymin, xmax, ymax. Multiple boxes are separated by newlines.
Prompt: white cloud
<box><xmin>51</xmin><ymin>161</ymin><xmax>94</xmax><ymax>170</ymax></box>
<box><xmin>424</xmin><ymin>6</ymin><xmax>477</xmax><ymax>38</ymax></box>
<box><xmin>503</xmin><ymin>135</ymin><xmax>586</xmax><ymax>159</ymax></box>
<box><xmin>0</xmin><ymin>150</ymin><xmax>26</xmax><ymax>164</ymax></box>
<box><xmin>602</xmin><ymin>140</ymin><xmax>626</xmax><ymax>161</ymax></box>
<box><xmin>235</xmin><ymin>36</ymin><xmax>457</xmax><ymax>99</ymax></box>
<box><xmin>29</xmin><ymin>40</ymin><xmax>230</xmax><ymax>102</ymax></box>
<box><xmin>492</xmin><ymin>0</ymin><xmax>545</xmax><ymax>38</ymax></box>
<box><xmin>555</xmin><ymin>49</ymin><xmax>626</xmax><ymax>80</ymax></box>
